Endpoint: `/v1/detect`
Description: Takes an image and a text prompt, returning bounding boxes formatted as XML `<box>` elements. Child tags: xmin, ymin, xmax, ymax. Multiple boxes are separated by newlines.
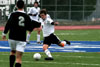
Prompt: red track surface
<box><xmin>55</xmin><ymin>25</ymin><xmax>100</xmax><ymax>30</ymax></box>
<box><xmin>0</xmin><ymin>25</ymin><xmax>100</xmax><ymax>31</ymax></box>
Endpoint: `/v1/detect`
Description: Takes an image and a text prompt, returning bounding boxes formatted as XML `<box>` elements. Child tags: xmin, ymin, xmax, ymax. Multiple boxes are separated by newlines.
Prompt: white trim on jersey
<box><xmin>16</xmin><ymin>10</ymin><xmax>26</xmax><ymax>13</ymax></box>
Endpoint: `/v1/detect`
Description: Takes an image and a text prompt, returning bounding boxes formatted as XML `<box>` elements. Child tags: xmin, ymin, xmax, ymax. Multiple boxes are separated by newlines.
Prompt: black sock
<box><xmin>15</xmin><ymin>63</ymin><xmax>21</xmax><ymax>67</ymax></box>
<box><xmin>9</xmin><ymin>55</ymin><xmax>15</xmax><ymax>67</ymax></box>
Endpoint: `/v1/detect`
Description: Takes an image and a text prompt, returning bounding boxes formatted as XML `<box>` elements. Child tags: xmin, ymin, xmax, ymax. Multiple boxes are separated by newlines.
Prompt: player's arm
<box><xmin>2</xmin><ymin>14</ymin><xmax>11</xmax><ymax>40</ymax></box>
<box><xmin>48</xmin><ymin>18</ymin><xmax>59</xmax><ymax>25</ymax></box>
<box><xmin>51</xmin><ymin>22</ymin><xmax>59</xmax><ymax>25</ymax></box>
<box><xmin>26</xmin><ymin>15</ymin><xmax>41</xmax><ymax>32</ymax></box>
<box><xmin>28</xmin><ymin>13</ymin><xmax>38</xmax><ymax>16</ymax></box>
<box><xmin>26</xmin><ymin>16</ymin><xmax>33</xmax><ymax>32</ymax></box>
<box><xmin>2</xmin><ymin>20</ymin><xmax>10</xmax><ymax>40</ymax></box>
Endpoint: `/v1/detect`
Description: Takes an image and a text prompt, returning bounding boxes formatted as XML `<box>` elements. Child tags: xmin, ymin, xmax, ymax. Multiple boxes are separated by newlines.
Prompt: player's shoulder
<box><xmin>47</xmin><ymin>14</ymin><xmax>51</xmax><ymax>18</ymax></box>
<box><xmin>8</xmin><ymin>11</ymin><xmax>16</xmax><ymax>18</ymax></box>
<box><xmin>46</xmin><ymin>17</ymin><xmax>53</xmax><ymax>23</ymax></box>
<box><xmin>11</xmin><ymin>11</ymin><xmax>25</xmax><ymax>14</ymax></box>
<box><xmin>37</xmin><ymin>7</ymin><xmax>40</xmax><ymax>10</ymax></box>
<box><xmin>33</xmin><ymin>7</ymin><xmax>40</xmax><ymax>10</ymax></box>
<box><xmin>31</xmin><ymin>7</ymin><xmax>35</xmax><ymax>10</ymax></box>
<box><xmin>10</xmin><ymin>11</ymin><xmax>16</xmax><ymax>15</ymax></box>
<box><xmin>46</xmin><ymin>17</ymin><xmax>53</xmax><ymax>21</ymax></box>
<box><xmin>11</xmin><ymin>11</ymin><xmax>29</xmax><ymax>18</ymax></box>
<box><xmin>39</xmin><ymin>18</ymin><xmax>43</xmax><ymax>22</ymax></box>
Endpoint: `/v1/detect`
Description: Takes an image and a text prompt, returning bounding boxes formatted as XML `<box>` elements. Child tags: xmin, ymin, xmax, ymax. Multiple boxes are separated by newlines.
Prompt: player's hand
<box><xmin>2</xmin><ymin>35</ymin><xmax>6</xmax><ymax>40</ymax></box>
<box><xmin>54</xmin><ymin>22</ymin><xmax>59</xmax><ymax>25</ymax></box>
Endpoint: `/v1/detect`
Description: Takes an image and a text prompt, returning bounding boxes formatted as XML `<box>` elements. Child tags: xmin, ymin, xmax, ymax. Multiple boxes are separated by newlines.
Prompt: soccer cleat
<box><xmin>64</xmin><ymin>40</ymin><xmax>71</xmax><ymax>45</ymax></box>
<box><xmin>61</xmin><ymin>42</ymin><xmax>65</xmax><ymax>47</ymax></box>
<box><xmin>27</xmin><ymin>41</ymin><xmax>30</xmax><ymax>44</ymax></box>
<box><xmin>45</xmin><ymin>57</ymin><xmax>54</xmax><ymax>60</ymax></box>
<box><xmin>37</xmin><ymin>41</ymin><xmax>41</xmax><ymax>44</ymax></box>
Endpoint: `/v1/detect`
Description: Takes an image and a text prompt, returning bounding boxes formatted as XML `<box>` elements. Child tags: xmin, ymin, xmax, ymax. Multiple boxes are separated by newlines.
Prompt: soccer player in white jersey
<box><xmin>39</xmin><ymin>9</ymin><xmax>70</xmax><ymax>60</ymax></box>
<box><xmin>26</xmin><ymin>2</ymin><xmax>41</xmax><ymax>44</ymax></box>
<box><xmin>2</xmin><ymin>0</ymin><xmax>38</xmax><ymax>67</ymax></box>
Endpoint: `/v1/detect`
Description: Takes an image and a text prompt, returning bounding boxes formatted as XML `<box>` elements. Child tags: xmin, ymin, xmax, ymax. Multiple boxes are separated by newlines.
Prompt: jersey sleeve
<box><xmin>27</xmin><ymin>8</ymin><xmax>33</xmax><ymax>14</ymax></box>
<box><xmin>25</xmin><ymin>16</ymin><xmax>33</xmax><ymax>32</ymax></box>
<box><xmin>39</xmin><ymin>18</ymin><xmax>43</xmax><ymax>26</ymax></box>
<box><xmin>47</xmin><ymin>14</ymin><xmax>51</xmax><ymax>19</ymax></box>
<box><xmin>38</xmin><ymin>7</ymin><xmax>40</xmax><ymax>12</ymax></box>
<box><xmin>31</xmin><ymin>21</ymin><xmax>41</xmax><ymax>29</ymax></box>
<box><xmin>3</xmin><ymin>14</ymin><xmax>12</xmax><ymax>34</ymax></box>
<box><xmin>39</xmin><ymin>18</ymin><xmax>42</xmax><ymax>23</ymax></box>
<box><xmin>25</xmin><ymin>15</ymin><xmax>41</xmax><ymax>32</ymax></box>
<box><xmin>47</xmin><ymin>18</ymin><xmax>53</xmax><ymax>24</ymax></box>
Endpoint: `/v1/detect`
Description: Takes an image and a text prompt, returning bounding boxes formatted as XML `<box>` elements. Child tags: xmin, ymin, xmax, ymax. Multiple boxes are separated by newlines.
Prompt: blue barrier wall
<box><xmin>0</xmin><ymin>41</ymin><xmax>100</xmax><ymax>52</ymax></box>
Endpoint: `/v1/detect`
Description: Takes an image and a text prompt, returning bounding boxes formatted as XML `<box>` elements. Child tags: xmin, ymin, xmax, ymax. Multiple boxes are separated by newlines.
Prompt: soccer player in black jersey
<box><xmin>2</xmin><ymin>0</ymin><xmax>40</xmax><ymax>67</ymax></box>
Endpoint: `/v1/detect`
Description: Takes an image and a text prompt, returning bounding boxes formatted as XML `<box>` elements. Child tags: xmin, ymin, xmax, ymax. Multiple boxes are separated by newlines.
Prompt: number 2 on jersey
<box><xmin>18</xmin><ymin>16</ymin><xmax>25</xmax><ymax>27</ymax></box>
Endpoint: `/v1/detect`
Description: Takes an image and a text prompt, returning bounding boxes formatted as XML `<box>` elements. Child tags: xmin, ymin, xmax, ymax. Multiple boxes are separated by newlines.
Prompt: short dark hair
<box><xmin>16</xmin><ymin>0</ymin><xmax>24</xmax><ymax>9</ymax></box>
<box><xmin>34</xmin><ymin>2</ymin><xmax>38</xmax><ymax>5</ymax></box>
<box><xmin>40</xmin><ymin>9</ymin><xmax>47</xmax><ymax>15</ymax></box>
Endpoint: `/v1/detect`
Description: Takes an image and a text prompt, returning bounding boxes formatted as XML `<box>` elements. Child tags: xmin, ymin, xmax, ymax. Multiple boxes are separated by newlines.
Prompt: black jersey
<box><xmin>3</xmin><ymin>11</ymin><xmax>34</xmax><ymax>41</ymax></box>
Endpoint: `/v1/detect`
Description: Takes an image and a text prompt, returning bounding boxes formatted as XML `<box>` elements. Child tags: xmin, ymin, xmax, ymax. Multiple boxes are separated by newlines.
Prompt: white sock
<box><xmin>26</xmin><ymin>33</ymin><xmax>30</xmax><ymax>42</ymax></box>
<box><xmin>44</xmin><ymin>49</ymin><xmax>52</xmax><ymax>58</ymax></box>
<box><xmin>37</xmin><ymin>34</ymin><xmax>40</xmax><ymax>42</ymax></box>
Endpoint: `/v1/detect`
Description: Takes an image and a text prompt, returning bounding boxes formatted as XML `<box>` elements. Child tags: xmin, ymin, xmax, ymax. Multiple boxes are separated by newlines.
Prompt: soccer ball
<box><xmin>33</xmin><ymin>53</ymin><xmax>41</xmax><ymax>60</ymax></box>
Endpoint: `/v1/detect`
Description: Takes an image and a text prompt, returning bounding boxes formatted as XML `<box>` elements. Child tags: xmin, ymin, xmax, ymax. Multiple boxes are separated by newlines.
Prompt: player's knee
<box><xmin>16</xmin><ymin>59</ymin><xmax>22</xmax><ymax>64</ymax></box>
<box><xmin>43</xmin><ymin>45</ymin><xmax>48</xmax><ymax>51</ymax></box>
<box><xmin>38</xmin><ymin>31</ymin><xmax>40</xmax><ymax>34</ymax></box>
<box><xmin>43</xmin><ymin>47</ymin><xmax>47</xmax><ymax>51</ymax></box>
<box><xmin>10</xmin><ymin>50</ymin><xmax>16</xmax><ymax>55</ymax></box>
<box><xmin>28</xmin><ymin>32</ymin><xmax>31</xmax><ymax>34</ymax></box>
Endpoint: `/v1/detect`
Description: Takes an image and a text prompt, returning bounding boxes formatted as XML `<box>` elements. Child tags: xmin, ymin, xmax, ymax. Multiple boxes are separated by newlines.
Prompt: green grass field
<box><xmin>0</xmin><ymin>29</ymin><xmax>100</xmax><ymax>67</ymax></box>
<box><xmin>0</xmin><ymin>52</ymin><xmax>100</xmax><ymax>67</ymax></box>
<box><xmin>0</xmin><ymin>29</ymin><xmax>99</xmax><ymax>41</ymax></box>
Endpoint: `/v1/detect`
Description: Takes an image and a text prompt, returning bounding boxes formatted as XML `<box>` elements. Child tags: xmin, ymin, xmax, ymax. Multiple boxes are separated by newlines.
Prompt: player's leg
<box><xmin>43</xmin><ymin>44</ymin><xmax>54</xmax><ymax>60</ymax></box>
<box><xmin>51</xmin><ymin>34</ymin><xmax>70</xmax><ymax>47</ymax></box>
<box><xmin>37</xmin><ymin>28</ymin><xmax>41</xmax><ymax>44</ymax></box>
<box><xmin>15</xmin><ymin>51</ymin><xmax>23</xmax><ymax>67</ymax></box>
<box><xmin>15</xmin><ymin>41</ymin><xmax>26</xmax><ymax>67</ymax></box>
<box><xmin>43</xmin><ymin>36</ymin><xmax>54</xmax><ymax>60</ymax></box>
<box><xmin>43</xmin><ymin>44</ymin><xmax>52</xmax><ymax>58</ymax></box>
<box><xmin>10</xmin><ymin>50</ymin><xmax>16</xmax><ymax>67</ymax></box>
<box><xmin>32</xmin><ymin>20</ymin><xmax>41</xmax><ymax>44</ymax></box>
<box><xmin>58</xmin><ymin>40</ymin><xmax>70</xmax><ymax>47</ymax></box>
<box><xmin>26</xmin><ymin>32</ymin><xmax>31</xmax><ymax>44</ymax></box>
<box><xmin>8</xmin><ymin>39</ymin><xmax>16</xmax><ymax>67</ymax></box>
<box><xmin>59</xmin><ymin>40</ymin><xmax>70</xmax><ymax>47</ymax></box>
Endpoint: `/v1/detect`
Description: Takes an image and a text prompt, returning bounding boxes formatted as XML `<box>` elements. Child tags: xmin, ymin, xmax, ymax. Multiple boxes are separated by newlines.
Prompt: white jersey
<box><xmin>39</xmin><ymin>17</ymin><xmax>54</xmax><ymax>37</ymax></box>
<box><xmin>47</xmin><ymin>14</ymin><xmax>51</xmax><ymax>19</ymax></box>
<box><xmin>28</xmin><ymin>7</ymin><xmax>40</xmax><ymax>22</ymax></box>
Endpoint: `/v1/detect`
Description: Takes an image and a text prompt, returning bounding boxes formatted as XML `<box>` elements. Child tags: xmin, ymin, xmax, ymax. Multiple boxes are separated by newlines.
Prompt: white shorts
<box><xmin>8</xmin><ymin>39</ymin><xmax>26</xmax><ymax>52</ymax></box>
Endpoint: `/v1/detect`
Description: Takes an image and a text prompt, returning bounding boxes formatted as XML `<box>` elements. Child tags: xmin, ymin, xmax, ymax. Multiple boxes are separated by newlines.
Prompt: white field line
<box><xmin>54</xmin><ymin>55</ymin><xmax>100</xmax><ymax>59</ymax></box>
<box><xmin>0</xmin><ymin>60</ymin><xmax>100</xmax><ymax>66</ymax></box>
<box><xmin>1</xmin><ymin>53</ymin><xmax>100</xmax><ymax>59</ymax></box>
<box><xmin>56</xmin><ymin>32</ymin><xmax>88</xmax><ymax>36</ymax></box>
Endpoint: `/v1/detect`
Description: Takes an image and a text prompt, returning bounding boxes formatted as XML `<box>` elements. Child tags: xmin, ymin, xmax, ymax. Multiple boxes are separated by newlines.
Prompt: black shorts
<box><xmin>31</xmin><ymin>20</ymin><xmax>41</xmax><ymax>29</ymax></box>
<box><xmin>43</xmin><ymin>33</ymin><xmax>61</xmax><ymax>46</ymax></box>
